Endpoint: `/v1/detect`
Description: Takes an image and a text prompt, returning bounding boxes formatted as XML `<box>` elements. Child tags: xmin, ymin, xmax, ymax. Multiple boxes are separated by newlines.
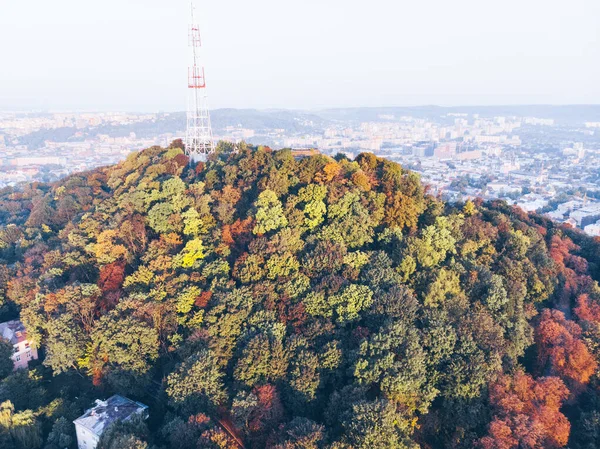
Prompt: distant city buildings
<box><xmin>0</xmin><ymin>111</ymin><xmax>176</xmax><ymax>187</ymax></box>
<box><xmin>1</xmin><ymin>109</ymin><xmax>599</xmax><ymax>236</ymax></box>
<box><xmin>584</xmin><ymin>221</ymin><xmax>600</xmax><ymax>237</ymax></box>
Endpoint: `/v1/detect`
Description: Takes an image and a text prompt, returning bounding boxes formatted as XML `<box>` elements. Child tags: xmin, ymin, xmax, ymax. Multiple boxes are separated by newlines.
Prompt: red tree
<box><xmin>247</xmin><ymin>383</ymin><xmax>285</xmax><ymax>447</ymax></box>
<box><xmin>98</xmin><ymin>260</ymin><xmax>126</xmax><ymax>293</ymax></box>
<box><xmin>535</xmin><ymin>309</ymin><xmax>597</xmax><ymax>394</ymax></box>
<box><xmin>478</xmin><ymin>371</ymin><xmax>570</xmax><ymax>449</ymax></box>
<box><xmin>574</xmin><ymin>294</ymin><xmax>600</xmax><ymax>323</ymax></box>
<box><xmin>548</xmin><ymin>236</ymin><xmax>587</xmax><ymax>306</ymax></box>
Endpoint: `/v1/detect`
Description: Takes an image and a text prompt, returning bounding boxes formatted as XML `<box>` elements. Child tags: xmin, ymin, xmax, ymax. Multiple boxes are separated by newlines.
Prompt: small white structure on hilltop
<box><xmin>0</xmin><ymin>320</ymin><xmax>38</xmax><ymax>370</ymax></box>
<box><xmin>73</xmin><ymin>395</ymin><xmax>148</xmax><ymax>449</ymax></box>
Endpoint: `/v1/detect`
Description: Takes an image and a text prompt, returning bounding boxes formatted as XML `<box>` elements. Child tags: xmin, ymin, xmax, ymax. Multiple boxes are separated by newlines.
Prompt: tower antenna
<box><xmin>185</xmin><ymin>2</ymin><xmax>214</xmax><ymax>162</ymax></box>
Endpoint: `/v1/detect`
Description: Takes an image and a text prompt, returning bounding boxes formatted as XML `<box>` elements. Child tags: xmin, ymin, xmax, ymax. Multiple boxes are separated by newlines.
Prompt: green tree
<box><xmin>269</xmin><ymin>417</ymin><xmax>326</xmax><ymax>449</ymax></box>
<box><xmin>4</xmin><ymin>407</ymin><xmax>43</xmax><ymax>449</ymax></box>
<box><xmin>414</xmin><ymin>216</ymin><xmax>456</xmax><ymax>268</ymax></box>
<box><xmin>0</xmin><ymin>371</ymin><xmax>46</xmax><ymax>411</ymax></box>
<box><xmin>44</xmin><ymin>417</ymin><xmax>74</xmax><ymax>449</ymax></box>
<box><xmin>83</xmin><ymin>309</ymin><xmax>159</xmax><ymax>378</ymax></box>
<box><xmin>423</xmin><ymin>268</ymin><xmax>462</xmax><ymax>308</ymax></box>
<box><xmin>297</xmin><ymin>184</ymin><xmax>327</xmax><ymax>230</ymax></box>
<box><xmin>43</xmin><ymin>314</ymin><xmax>86</xmax><ymax>375</ymax></box>
<box><xmin>319</xmin><ymin>191</ymin><xmax>382</xmax><ymax>249</ymax></box>
<box><xmin>354</xmin><ymin>322</ymin><xmax>437</xmax><ymax>414</ymax></box>
<box><xmin>182</xmin><ymin>207</ymin><xmax>203</xmax><ymax>236</ymax></box>
<box><xmin>253</xmin><ymin>189</ymin><xmax>288</xmax><ymax>235</ymax></box>
<box><xmin>329</xmin><ymin>284</ymin><xmax>374</xmax><ymax>324</ymax></box>
<box><xmin>166</xmin><ymin>349</ymin><xmax>227</xmax><ymax>413</ymax></box>
<box><xmin>234</xmin><ymin>328</ymin><xmax>288</xmax><ymax>387</ymax></box>
<box><xmin>97</xmin><ymin>415</ymin><xmax>149</xmax><ymax>449</ymax></box>
<box><xmin>340</xmin><ymin>399</ymin><xmax>418</xmax><ymax>449</ymax></box>
<box><xmin>147</xmin><ymin>202</ymin><xmax>176</xmax><ymax>234</ymax></box>
<box><xmin>0</xmin><ymin>340</ymin><xmax>13</xmax><ymax>379</ymax></box>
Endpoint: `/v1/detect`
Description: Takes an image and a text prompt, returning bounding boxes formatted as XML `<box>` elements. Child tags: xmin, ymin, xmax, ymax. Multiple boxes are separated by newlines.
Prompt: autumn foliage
<box><xmin>478</xmin><ymin>371</ymin><xmax>570</xmax><ymax>449</ymax></box>
<box><xmin>535</xmin><ymin>308</ymin><xmax>597</xmax><ymax>392</ymax></box>
<box><xmin>0</xmin><ymin>143</ymin><xmax>599</xmax><ymax>449</ymax></box>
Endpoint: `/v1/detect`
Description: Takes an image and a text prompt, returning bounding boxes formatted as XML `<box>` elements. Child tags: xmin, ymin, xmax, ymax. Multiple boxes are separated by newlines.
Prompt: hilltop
<box><xmin>0</xmin><ymin>141</ymin><xmax>599</xmax><ymax>449</ymax></box>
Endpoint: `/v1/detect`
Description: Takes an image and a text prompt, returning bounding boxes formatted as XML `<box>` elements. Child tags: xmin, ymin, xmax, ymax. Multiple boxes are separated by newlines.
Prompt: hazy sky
<box><xmin>1</xmin><ymin>0</ymin><xmax>598</xmax><ymax>111</ymax></box>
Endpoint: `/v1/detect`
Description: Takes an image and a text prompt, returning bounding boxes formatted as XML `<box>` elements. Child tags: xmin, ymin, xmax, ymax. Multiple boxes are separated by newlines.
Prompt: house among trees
<box><xmin>73</xmin><ymin>395</ymin><xmax>148</xmax><ymax>449</ymax></box>
<box><xmin>0</xmin><ymin>320</ymin><xmax>38</xmax><ymax>370</ymax></box>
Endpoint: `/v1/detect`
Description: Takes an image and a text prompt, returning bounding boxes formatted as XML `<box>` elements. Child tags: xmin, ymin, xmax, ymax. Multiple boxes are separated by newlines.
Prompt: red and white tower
<box><xmin>185</xmin><ymin>3</ymin><xmax>214</xmax><ymax>162</ymax></box>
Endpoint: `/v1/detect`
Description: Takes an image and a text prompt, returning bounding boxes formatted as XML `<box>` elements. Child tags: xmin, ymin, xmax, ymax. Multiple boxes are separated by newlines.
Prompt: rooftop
<box><xmin>0</xmin><ymin>320</ymin><xmax>28</xmax><ymax>345</ymax></box>
<box><xmin>73</xmin><ymin>395</ymin><xmax>148</xmax><ymax>436</ymax></box>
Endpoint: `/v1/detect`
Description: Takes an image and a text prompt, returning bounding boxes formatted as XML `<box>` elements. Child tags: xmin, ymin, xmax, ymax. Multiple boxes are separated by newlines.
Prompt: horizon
<box><xmin>4</xmin><ymin>103</ymin><xmax>600</xmax><ymax>115</ymax></box>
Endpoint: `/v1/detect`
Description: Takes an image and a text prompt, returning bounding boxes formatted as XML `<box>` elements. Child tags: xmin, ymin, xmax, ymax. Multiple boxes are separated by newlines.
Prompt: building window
<box><xmin>15</xmin><ymin>355</ymin><xmax>20</xmax><ymax>362</ymax></box>
<box><xmin>13</xmin><ymin>346</ymin><xmax>18</xmax><ymax>353</ymax></box>
<box><xmin>26</xmin><ymin>351</ymin><xmax>31</xmax><ymax>359</ymax></box>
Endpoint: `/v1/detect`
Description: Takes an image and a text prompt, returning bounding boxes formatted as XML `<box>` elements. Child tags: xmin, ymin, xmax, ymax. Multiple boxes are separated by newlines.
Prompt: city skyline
<box><xmin>2</xmin><ymin>105</ymin><xmax>600</xmax><ymax>238</ymax></box>
<box><xmin>1</xmin><ymin>0</ymin><xmax>599</xmax><ymax>111</ymax></box>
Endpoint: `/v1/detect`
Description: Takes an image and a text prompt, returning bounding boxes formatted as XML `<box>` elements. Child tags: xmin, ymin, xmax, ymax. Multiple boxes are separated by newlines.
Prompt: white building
<box><xmin>517</xmin><ymin>198</ymin><xmax>548</xmax><ymax>213</ymax></box>
<box><xmin>73</xmin><ymin>395</ymin><xmax>148</xmax><ymax>449</ymax></box>
<box><xmin>570</xmin><ymin>203</ymin><xmax>600</xmax><ymax>228</ymax></box>
<box><xmin>0</xmin><ymin>320</ymin><xmax>38</xmax><ymax>370</ymax></box>
<box><xmin>584</xmin><ymin>221</ymin><xmax>600</xmax><ymax>237</ymax></box>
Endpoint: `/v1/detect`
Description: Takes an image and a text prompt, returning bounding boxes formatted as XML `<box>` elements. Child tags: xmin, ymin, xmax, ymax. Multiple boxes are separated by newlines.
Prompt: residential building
<box><xmin>584</xmin><ymin>221</ymin><xmax>600</xmax><ymax>237</ymax></box>
<box><xmin>0</xmin><ymin>320</ymin><xmax>38</xmax><ymax>370</ymax></box>
<box><xmin>73</xmin><ymin>395</ymin><xmax>148</xmax><ymax>449</ymax></box>
<box><xmin>570</xmin><ymin>204</ymin><xmax>600</xmax><ymax>228</ymax></box>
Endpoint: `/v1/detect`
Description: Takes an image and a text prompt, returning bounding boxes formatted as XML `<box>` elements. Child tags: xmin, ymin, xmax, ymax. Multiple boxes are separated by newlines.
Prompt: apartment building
<box><xmin>73</xmin><ymin>395</ymin><xmax>148</xmax><ymax>449</ymax></box>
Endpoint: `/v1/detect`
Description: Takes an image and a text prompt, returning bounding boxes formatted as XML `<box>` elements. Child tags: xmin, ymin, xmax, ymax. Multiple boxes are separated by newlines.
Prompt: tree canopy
<box><xmin>0</xmin><ymin>142</ymin><xmax>600</xmax><ymax>449</ymax></box>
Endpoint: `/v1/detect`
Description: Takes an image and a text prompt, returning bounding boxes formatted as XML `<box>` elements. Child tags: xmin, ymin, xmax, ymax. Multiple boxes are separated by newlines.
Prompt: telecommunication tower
<box><xmin>185</xmin><ymin>3</ymin><xmax>214</xmax><ymax>162</ymax></box>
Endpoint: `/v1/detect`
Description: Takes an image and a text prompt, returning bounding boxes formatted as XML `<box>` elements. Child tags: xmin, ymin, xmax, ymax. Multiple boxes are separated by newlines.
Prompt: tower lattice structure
<box><xmin>185</xmin><ymin>3</ymin><xmax>214</xmax><ymax>162</ymax></box>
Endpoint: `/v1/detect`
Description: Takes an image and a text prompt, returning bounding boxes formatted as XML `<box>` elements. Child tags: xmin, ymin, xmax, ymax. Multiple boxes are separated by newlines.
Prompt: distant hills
<box><xmin>315</xmin><ymin>105</ymin><xmax>600</xmax><ymax>125</ymax></box>
<box><xmin>15</xmin><ymin>105</ymin><xmax>600</xmax><ymax>150</ymax></box>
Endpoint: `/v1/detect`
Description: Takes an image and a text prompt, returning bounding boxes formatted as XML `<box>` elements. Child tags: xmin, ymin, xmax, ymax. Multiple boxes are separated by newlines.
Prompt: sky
<box><xmin>0</xmin><ymin>0</ymin><xmax>599</xmax><ymax>111</ymax></box>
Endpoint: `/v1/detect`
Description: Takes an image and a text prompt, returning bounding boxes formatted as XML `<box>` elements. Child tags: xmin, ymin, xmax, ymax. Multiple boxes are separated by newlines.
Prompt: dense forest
<box><xmin>0</xmin><ymin>141</ymin><xmax>600</xmax><ymax>449</ymax></box>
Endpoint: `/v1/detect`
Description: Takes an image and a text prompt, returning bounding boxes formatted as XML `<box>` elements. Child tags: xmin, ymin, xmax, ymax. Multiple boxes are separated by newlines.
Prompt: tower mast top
<box><xmin>185</xmin><ymin>2</ymin><xmax>214</xmax><ymax>162</ymax></box>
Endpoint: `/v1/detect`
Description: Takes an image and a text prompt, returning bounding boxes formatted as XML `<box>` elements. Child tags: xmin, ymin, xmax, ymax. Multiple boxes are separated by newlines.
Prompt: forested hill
<box><xmin>0</xmin><ymin>141</ymin><xmax>600</xmax><ymax>449</ymax></box>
